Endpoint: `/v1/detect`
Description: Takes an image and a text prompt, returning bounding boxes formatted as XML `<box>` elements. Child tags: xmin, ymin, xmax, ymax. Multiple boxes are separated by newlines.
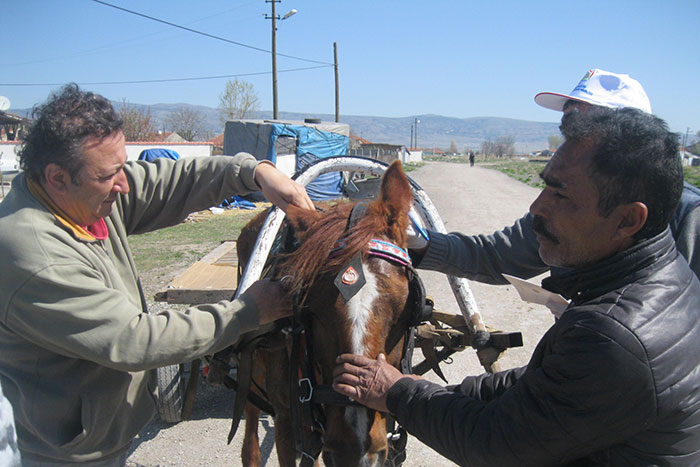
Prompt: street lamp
<box><xmin>411</xmin><ymin>118</ymin><xmax>420</xmax><ymax>149</ymax></box>
<box><xmin>265</xmin><ymin>1</ymin><xmax>297</xmax><ymax>120</ymax></box>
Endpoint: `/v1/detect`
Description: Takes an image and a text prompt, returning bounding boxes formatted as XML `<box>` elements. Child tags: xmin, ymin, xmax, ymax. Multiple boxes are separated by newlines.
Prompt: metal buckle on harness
<box><xmin>298</xmin><ymin>377</ymin><xmax>313</xmax><ymax>403</ymax></box>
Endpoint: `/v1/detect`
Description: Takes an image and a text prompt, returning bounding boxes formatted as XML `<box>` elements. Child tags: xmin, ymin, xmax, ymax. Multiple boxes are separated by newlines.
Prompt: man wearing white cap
<box><xmin>336</xmin><ymin>107</ymin><xmax>700</xmax><ymax>465</ymax></box>
<box><xmin>535</xmin><ymin>68</ymin><xmax>653</xmax><ymax>113</ymax></box>
<box><xmin>406</xmin><ymin>68</ymin><xmax>700</xmax><ymax>280</ymax></box>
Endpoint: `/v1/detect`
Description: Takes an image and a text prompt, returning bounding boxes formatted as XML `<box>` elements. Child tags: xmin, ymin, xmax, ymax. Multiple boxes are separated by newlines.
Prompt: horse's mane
<box><xmin>277</xmin><ymin>200</ymin><xmax>392</xmax><ymax>297</ymax></box>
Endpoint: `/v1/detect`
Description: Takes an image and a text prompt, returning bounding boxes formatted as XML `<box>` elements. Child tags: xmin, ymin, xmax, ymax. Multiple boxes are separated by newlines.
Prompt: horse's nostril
<box><xmin>358</xmin><ymin>449</ymin><xmax>387</xmax><ymax>467</ymax></box>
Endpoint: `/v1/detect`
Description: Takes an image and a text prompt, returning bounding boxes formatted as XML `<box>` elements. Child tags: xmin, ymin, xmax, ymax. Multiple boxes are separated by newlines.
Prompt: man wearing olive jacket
<box><xmin>0</xmin><ymin>83</ymin><xmax>314</xmax><ymax>465</ymax></box>
<box><xmin>334</xmin><ymin>108</ymin><xmax>700</xmax><ymax>465</ymax></box>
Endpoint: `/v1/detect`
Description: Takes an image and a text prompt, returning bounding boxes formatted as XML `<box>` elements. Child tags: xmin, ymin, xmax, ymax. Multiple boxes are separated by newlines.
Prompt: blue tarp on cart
<box><xmin>223</xmin><ymin>120</ymin><xmax>350</xmax><ymax>201</ymax></box>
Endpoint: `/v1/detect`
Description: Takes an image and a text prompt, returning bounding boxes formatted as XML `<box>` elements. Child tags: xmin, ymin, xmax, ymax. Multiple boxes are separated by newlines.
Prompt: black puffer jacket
<box><xmin>387</xmin><ymin>228</ymin><xmax>700</xmax><ymax>466</ymax></box>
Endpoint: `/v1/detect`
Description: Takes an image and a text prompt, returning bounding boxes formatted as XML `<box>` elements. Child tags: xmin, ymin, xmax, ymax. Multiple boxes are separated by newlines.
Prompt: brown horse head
<box><xmin>275</xmin><ymin>160</ymin><xmax>415</xmax><ymax>466</ymax></box>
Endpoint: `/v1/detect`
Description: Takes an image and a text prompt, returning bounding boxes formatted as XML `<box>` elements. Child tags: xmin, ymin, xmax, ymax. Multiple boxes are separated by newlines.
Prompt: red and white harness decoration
<box><xmin>367</xmin><ymin>239</ymin><xmax>411</xmax><ymax>267</ymax></box>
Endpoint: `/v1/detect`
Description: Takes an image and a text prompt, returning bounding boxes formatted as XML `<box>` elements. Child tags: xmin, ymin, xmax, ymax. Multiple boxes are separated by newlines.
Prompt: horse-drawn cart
<box><xmin>152</xmin><ymin>156</ymin><xmax>523</xmax><ymax>464</ymax></box>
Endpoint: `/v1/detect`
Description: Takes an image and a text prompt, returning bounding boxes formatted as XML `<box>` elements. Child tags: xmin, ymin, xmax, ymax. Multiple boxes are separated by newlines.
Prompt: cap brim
<box><xmin>534</xmin><ymin>92</ymin><xmax>589</xmax><ymax>112</ymax></box>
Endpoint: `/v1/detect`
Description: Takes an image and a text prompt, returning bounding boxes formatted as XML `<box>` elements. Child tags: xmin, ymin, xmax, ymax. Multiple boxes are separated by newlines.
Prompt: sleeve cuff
<box><xmin>252</xmin><ymin>160</ymin><xmax>277</xmax><ymax>190</ymax></box>
<box><xmin>386</xmin><ymin>376</ymin><xmax>420</xmax><ymax>415</ymax></box>
<box><xmin>416</xmin><ymin>231</ymin><xmax>452</xmax><ymax>270</ymax></box>
<box><xmin>230</xmin><ymin>152</ymin><xmax>261</xmax><ymax>192</ymax></box>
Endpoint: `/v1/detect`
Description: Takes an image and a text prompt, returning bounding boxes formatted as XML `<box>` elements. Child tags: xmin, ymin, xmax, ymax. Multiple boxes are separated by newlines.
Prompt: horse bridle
<box><xmin>219</xmin><ymin>202</ymin><xmax>433</xmax><ymax>467</ymax></box>
<box><xmin>286</xmin><ymin>202</ymin><xmax>433</xmax><ymax>466</ymax></box>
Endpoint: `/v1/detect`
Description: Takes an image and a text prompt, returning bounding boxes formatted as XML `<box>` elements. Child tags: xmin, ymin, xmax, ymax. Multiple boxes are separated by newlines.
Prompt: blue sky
<box><xmin>2</xmin><ymin>0</ymin><xmax>699</xmax><ymax>135</ymax></box>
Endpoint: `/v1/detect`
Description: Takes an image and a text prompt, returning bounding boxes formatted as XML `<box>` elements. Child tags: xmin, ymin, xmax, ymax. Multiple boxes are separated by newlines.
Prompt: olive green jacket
<box><xmin>0</xmin><ymin>154</ymin><xmax>264</xmax><ymax>463</ymax></box>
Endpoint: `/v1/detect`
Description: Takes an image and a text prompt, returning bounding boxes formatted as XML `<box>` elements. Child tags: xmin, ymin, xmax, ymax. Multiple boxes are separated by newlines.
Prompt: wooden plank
<box><xmin>155</xmin><ymin>241</ymin><xmax>240</xmax><ymax>305</ymax></box>
<box><xmin>198</xmin><ymin>241</ymin><xmax>237</xmax><ymax>265</ymax></box>
<box><xmin>169</xmin><ymin>261</ymin><xmax>237</xmax><ymax>290</ymax></box>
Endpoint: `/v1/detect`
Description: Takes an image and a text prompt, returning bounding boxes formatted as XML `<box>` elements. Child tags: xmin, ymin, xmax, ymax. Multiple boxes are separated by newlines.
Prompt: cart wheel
<box><xmin>155</xmin><ymin>362</ymin><xmax>190</xmax><ymax>423</ymax></box>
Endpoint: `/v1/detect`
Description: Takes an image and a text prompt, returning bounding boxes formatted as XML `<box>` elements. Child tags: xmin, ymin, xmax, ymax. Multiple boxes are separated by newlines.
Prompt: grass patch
<box><xmin>684</xmin><ymin>166</ymin><xmax>700</xmax><ymax>188</ymax></box>
<box><xmin>484</xmin><ymin>158</ymin><xmax>547</xmax><ymax>189</ymax></box>
<box><xmin>131</xmin><ymin>207</ymin><xmax>266</xmax><ymax>298</ymax></box>
<box><xmin>402</xmin><ymin>162</ymin><xmax>425</xmax><ymax>172</ymax></box>
<box><xmin>131</xmin><ymin>207</ymin><xmax>265</xmax><ymax>272</ymax></box>
<box><xmin>483</xmin><ymin>159</ymin><xmax>700</xmax><ymax>191</ymax></box>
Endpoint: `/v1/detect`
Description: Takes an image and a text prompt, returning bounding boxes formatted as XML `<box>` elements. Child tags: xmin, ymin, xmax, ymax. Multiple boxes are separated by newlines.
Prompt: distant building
<box><xmin>0</xmin><ymin>111</ymin><xmax>30</xmax><ymax>142</ymax></box>
<box><xmin>209</xmin><ymin>133</ymin><xmax>224</xmax><ymax>154</ymax></box>
<box><xmin>681</xmin><ymin>150</ymin><xmax>699</xmax><ymax>167</ymax></box>
<box><xmin>348</xmin><ymin>142</ymin><xmax>422</xmax><ymax>164</ymax></box>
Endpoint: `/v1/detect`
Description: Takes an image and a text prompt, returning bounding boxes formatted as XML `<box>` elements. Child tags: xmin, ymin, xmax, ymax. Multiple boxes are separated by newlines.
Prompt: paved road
<box><xmin>127</xmin><ymin>160</ymin><xmax>555</xmax><ymax>466</ymax></box>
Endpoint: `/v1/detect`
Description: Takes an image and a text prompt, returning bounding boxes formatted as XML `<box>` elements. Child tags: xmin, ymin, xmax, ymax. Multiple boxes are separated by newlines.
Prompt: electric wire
<box><xmin>0</xmin><ymin>65</ymin><xmax>332</xmax><ymax>87</ymax></box>
<box><xmin>91</xmin><ymin>0</ymin><xmax>332</xmax><ymax>66</ymax></box>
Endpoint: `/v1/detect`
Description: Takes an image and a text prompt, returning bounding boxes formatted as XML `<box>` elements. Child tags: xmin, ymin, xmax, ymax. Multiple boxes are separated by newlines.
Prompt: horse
<box><xmin>235</xmin><ymin>160</ymin><xmax>427</xmax><ymax>467</ymax></box>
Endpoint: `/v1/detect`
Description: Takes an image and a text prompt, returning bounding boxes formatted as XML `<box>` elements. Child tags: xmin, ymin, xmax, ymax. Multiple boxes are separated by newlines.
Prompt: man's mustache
<box><xmin>532</xmin><ymin>216</ymin><xmax>558</xmax><ymax>244</ymax></box>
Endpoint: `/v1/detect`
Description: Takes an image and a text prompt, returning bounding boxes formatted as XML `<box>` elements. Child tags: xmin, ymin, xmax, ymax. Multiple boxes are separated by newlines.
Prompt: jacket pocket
<box><xmin>59</xmin><ymin>393</ymin><xmax>93</xmax><ymax>450</ymax></box>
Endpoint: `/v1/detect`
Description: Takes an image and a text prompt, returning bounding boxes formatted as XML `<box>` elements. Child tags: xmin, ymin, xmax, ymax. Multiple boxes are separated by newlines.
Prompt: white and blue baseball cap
<box><xmin>535</xmin><ymin>68</ymin><xmax>652</xmax><ymax>114</ymax></box>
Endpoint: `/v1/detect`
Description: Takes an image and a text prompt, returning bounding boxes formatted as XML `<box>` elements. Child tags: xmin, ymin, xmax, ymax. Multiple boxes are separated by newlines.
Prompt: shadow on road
<box><xmin>128</xmin><ymin>375</ymin><xmax>279</xmax><ymax>463</ymax></box>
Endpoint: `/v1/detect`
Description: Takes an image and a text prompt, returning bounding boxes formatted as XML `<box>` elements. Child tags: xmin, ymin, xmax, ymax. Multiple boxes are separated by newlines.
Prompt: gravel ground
<box><xmin>126</xmin><ymin>160</ymin><xmax>555</xmax><ymax>466</ymax></box>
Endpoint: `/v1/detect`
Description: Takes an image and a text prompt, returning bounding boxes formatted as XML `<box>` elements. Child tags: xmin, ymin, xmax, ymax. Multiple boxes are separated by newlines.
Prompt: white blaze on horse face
<box><xmin>344</xmin><ymin>260</ymin><xmax>393</xmax><ymax>466</ymax></box>
<box><xmin>345</xmin><ymin>267</ymin><xmax>380</xmax><ymax>355</ymax></box>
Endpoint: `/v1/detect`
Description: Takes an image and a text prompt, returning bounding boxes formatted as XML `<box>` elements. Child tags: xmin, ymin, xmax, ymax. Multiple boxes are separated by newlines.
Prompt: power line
<box><xmin>91</xmin><ymin>0</ymin><xmax>332</xmax><ymax>66</ymax></box>
<box><xmin>0</xmin><ymin>65</ymin><xmax>332</xmax><ymax>87</ymax></box>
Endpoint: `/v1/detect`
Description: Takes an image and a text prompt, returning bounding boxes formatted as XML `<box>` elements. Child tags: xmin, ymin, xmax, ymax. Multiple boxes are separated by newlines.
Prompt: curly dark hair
<box><xmin>18</xmin><ymin>83</ymin><xmax>123</xmax><ymax>183</ymax></box>
<box><xmin>559</xmin><ymin>106</ymin><xmax>682</xmax><ymax>240</ymax></box>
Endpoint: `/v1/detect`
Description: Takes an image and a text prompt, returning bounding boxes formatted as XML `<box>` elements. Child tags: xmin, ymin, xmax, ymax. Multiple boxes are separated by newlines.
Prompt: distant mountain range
<box><xmin>11</xmin><ymin>103</ymin><xmax>565</xmax><ymax>152</ymax></box>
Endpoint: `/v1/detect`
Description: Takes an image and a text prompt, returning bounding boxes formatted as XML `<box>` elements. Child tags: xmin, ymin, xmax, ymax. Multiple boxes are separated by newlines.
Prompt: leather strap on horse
<box><xmin>385</xmin><ymin>415</ymin><xmax>408</xmax><ymax>467</ymax></box>
<box><xmin>287</xmin><ymin>314</ymin><xmax>325</xmax><ymax>466</ymax></box>
<box><xmin>227</xmin><ymin>335</ymin><xmax>266</xmax><ymax>444</ymax></box>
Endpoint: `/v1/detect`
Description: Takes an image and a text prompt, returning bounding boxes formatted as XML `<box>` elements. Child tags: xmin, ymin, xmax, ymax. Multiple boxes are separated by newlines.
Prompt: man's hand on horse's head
<box><xmin>332</xmin><ymin>353</ymin><xmax>422</xmax><ymax>413</ymax></box>
<box><xmin>240</xmin><ymin>278</ymin><xmax>294</xmax><ymax>325</ymax></box>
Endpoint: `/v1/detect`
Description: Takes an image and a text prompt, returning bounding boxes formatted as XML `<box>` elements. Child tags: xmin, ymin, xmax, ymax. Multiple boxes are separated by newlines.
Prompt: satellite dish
<box><xmin>0</xmin><ymin>96</ymin><xmax>10</xmax><ymax>112</ymax></box>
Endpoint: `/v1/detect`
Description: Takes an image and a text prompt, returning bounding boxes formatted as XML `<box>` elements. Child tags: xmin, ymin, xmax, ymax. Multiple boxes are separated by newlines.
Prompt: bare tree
<box><xmin>481</xmin><ymin>136</ymin><xmax>515</xmax><ymax>158</ymax></box>
<box><xmin>164</xmin><ymin>106</ymin><xmax>207</xmax><ymax>141</ymax></box>
<box><xmin>218</xmin><ymin>79</ymin><xmax>260</xmax><ymax>125</ymax></box>
<box><xmin>481</xmin><ymin>139</ymin><xmax>495</xmax><ymax>157</ymax></box>
<box><xmin>448</xmin><ymin>140</ymin><xmax>459</xmax><ymax>154</ymax></box>
<box><xmin>548</xmin><ymin>134</ymin><xmax>564</xmax><ymax>150</ymax></box>
<box><xmin>118</xmin><ymin>100</ymin><xmax>157</xmax><ymax>142</ymax></box>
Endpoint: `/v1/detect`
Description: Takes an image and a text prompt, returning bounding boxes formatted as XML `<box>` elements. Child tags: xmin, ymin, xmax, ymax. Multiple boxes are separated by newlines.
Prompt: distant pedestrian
<box><xmin>468</xmin><ymin>151</ymin><xmax>475</xmax><ymax>167</ymax></box>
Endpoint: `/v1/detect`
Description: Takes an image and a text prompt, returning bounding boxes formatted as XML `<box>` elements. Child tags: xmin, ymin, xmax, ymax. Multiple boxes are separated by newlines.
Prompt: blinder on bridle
<box><xmin>333</xmin><ymin>238</ymin><xmax>433</xmax><ymax>328</ymax></box>
<box><xmin>333</xmin><ymin>202</ymin><xmax>434</xmax><ymax>329</ymax></box>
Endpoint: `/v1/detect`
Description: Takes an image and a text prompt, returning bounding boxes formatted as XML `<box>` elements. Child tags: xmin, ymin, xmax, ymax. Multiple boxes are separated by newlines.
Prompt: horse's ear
<box><xmin>377</xmin><ymin>160</ymin><xmax>413</xmax><ymax>227</ymax></box>
<box><xmin>284</xmin><ymin>205</ymin><xmax>322</xmax><ymax>240</ymax></box>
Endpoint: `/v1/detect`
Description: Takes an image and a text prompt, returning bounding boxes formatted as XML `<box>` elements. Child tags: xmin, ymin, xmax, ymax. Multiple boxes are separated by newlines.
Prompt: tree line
<box><xmin>118</xmin><ymin>78</ymin><xmax>260</xmax><ymax>142</ymax></box>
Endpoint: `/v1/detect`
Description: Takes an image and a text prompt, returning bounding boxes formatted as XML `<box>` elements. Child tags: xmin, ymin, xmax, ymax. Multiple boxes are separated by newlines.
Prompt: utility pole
<box><xmin>265</xmin><ymin>1</ymin><xmax>296</xmax><ymax>119</ymax></box>
<box><xmin>413</xmin><ymin>118</ymin><xmax>420</xmax><ymax>149</ymax></box>
<box><xmin>334</xmin><ymin>42</ymin><xmax>340</xmax><ymax>122</ymax></box>
<box><xmin>267</xmin><ymin>0</ymin><xmax>279</xmax><ymax>119</ymax></box>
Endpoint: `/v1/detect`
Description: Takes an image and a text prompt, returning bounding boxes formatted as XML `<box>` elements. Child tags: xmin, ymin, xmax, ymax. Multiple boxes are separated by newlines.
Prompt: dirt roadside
<box><xmin>126</xmin><ymin>160</ymin><xmax>555</xmax><ymax>466</ymax></box>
